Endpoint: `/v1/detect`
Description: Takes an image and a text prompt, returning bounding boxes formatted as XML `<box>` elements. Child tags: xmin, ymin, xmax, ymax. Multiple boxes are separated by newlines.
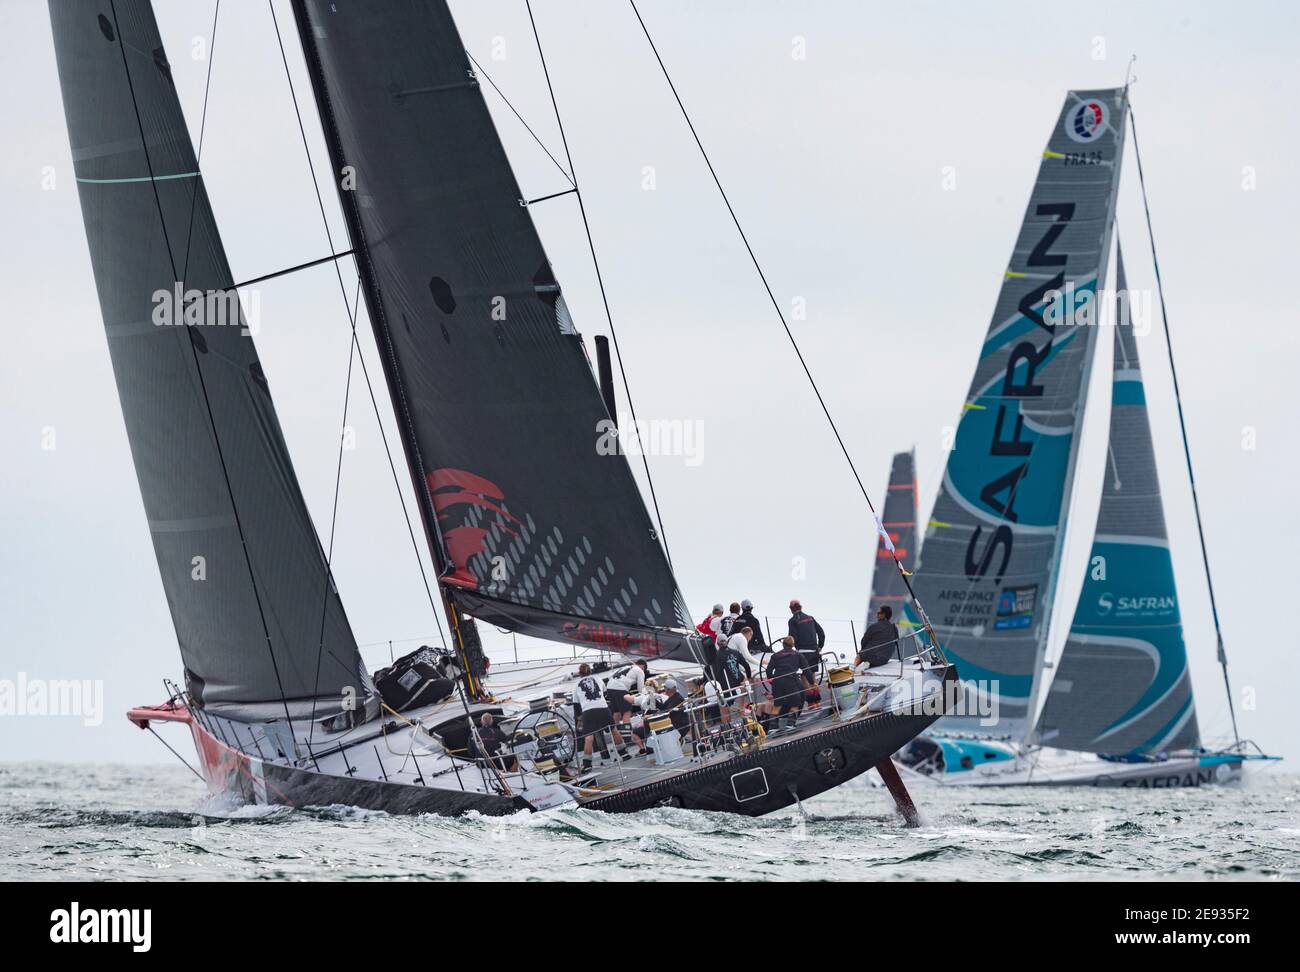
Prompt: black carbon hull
<box><xmin>188</xmin><ymin>718</ymin><xmax>526</xmax><ymax>817</ymax></box>
<box><xmin>583</xmin><ymin>668</ymin><xmax>957</xmax><ymax>816</ymax></box>
<box><xmin>183</xmin><ymin>664</ymin><xmax>955</xmax><ymax>818</ymax></box>
<box><xmin>257</xmin><ymin>760</ymin><xmax>528</xmax><ymax>816</ymax></box>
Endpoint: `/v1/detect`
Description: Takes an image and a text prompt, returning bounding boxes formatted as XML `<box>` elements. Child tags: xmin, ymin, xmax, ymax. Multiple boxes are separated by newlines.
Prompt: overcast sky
<box><xmin>2</xmin><ymin>0</ymin><xmax>1296</xmax><ymax>766</ymax></box>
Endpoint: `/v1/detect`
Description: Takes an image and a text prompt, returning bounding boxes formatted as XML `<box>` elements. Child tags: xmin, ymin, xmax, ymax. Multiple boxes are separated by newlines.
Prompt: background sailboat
<box><xmin>865</xmin><ymin>449</ymin><xmax>919</xmax><ymax>641</ymax></box>
<box><xmin>891</xmin><ymin>87</ymin><xmax>1277</xmax><ymax>787</ymax></box>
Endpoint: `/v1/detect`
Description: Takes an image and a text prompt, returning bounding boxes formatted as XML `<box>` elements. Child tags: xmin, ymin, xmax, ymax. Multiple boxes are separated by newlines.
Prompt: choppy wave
<box><xmin>1</xmin><ymin>762</ymin><xmax>1296</xmax><ymax>881</ymax></box>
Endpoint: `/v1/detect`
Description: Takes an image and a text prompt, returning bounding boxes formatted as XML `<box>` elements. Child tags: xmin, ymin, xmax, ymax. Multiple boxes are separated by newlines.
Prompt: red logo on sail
<box><xmin>428</xmin><ymin>468</ymin><xmax>522</xmax><ymax>589</ymax></box>
<box><xmin>560</xmin><ymin>620</ymin><xmax>662</xmax><ymax>656</ymax></box>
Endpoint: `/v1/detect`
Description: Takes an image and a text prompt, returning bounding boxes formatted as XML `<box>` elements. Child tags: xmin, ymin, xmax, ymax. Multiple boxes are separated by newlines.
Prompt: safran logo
<box><xmin>1097</xmin><ymin>591</ymin><xmax>1115</xmax><ymax>616</ymax></box>
<box><xmin>1065</xmin><ymin>99</ymin><xmax>1109</xmax><ymax>143</ymax></box>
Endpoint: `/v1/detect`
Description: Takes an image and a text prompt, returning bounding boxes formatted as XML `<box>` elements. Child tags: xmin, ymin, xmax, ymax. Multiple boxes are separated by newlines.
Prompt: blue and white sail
<box><xmin>1033</xmin><ymin>244</ymin><xmax>1200</xmax><ymax>754</ymax></box>
<box><xmin>907</xmin><ymin>89</ymin><xmax>1129</xmax><ymax>736</ymax></box>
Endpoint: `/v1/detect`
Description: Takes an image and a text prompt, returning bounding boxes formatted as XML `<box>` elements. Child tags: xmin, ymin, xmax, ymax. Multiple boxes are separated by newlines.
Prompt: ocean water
<box><xmin>2</xmin><ymin>763</ymin><xmax>1297</xmax><ymax>881</ymax></box>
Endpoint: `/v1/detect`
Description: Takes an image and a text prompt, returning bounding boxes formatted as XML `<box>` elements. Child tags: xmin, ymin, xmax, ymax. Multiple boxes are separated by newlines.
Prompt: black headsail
<box><xmin>50</xmin><ymin>0</ymin><xmax>370</xmax><ymax>719</ymax></box>
<box><xmin>290</xmin><ymin>1</ymin><xmax>694</xmax><ymax>658</ymax></box>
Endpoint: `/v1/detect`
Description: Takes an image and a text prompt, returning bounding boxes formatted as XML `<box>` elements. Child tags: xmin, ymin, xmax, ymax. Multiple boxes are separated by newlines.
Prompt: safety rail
<box><xmin>357</xmin><ymin>612</ymin><xmax>950</xmax><ymax>670</ymax></box>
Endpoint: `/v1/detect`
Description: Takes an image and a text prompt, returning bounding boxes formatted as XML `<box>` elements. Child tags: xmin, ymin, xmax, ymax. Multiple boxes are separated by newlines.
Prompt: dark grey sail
<box><xmin>867</xmin><ymin>450</ymin><xmax>918</xmax><ymax>634</ymax></box>
<box><xmin>1034</xmin><ymin>244</ymin><xmax>1200</xmax><ymax>753</ymax></box>
<box><xmin>290</xmin><ymin>0</ymin><xmax>693</xmax><ymax>658</ymax></box>
<box><xmin>905</xmin><ymin>89</ymin><xmax>1128</xmax><ymax>736</ymax></box>
<box><xmin>50</xmin><ymin>0</ymin><xmax>370</xmax><ymax>718</ymax></box>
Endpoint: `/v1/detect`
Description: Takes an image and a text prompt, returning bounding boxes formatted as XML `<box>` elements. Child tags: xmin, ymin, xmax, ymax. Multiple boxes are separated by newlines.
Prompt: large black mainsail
<box><xmin>50</xmin><ymin>0</ymin><xmax>370</xmax><ymax>718</ymax></box>
<box><xmin>290</xmin><ymin>0</ymin><xmax>693</xmax><ymax>657</ymax></box>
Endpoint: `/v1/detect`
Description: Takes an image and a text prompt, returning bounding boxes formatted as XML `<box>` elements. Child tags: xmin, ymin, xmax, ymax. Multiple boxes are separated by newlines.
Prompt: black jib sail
<box><xmin>290</xmin><ymin>0</ymin><xmax>693</xmax><ymax>658</ymax></box>
<box><xmin>50</xmin><ymin>0</ymin><xmax>370</xmax><ymax>719</ymax></box>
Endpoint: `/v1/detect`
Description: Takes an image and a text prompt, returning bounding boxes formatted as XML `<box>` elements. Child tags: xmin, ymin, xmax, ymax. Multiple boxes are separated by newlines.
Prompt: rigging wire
<box><xmin>524</xmin><ymin>0</ymin><xmax>678</xmax><ymax>574</ymax></box>
<box><xmin>1129</xmin><ymin>106</ymin><xmax>1240</xmax><ymax>745</ymax></box>
<box><xmin>179</xmin><ymin>0</ymin><xmax>221</xmax><ymax>286</ymax></box>
<box><xmin>627</xmin><ymin>0</ymin><xmax>873</xmax><ymax>516</ymax></box>
<box><xmin>465</xmin><ymin>49</ymin><xmax>575</xmax><ymax>188</ymax></box>
<box><xmin>625</xmin><ymin>0</ymin><xmax>938</xmax><ymax>645</ymax></box>
<box><xmin>107</xmin><ymin>0</ymin><xmax>298</xmax><ymax>735</ymax></box>
<box><xmin>309</xmin><ymin>277</ymin><xmax>363</xmax><ymax>749</ymax></box>
<box><xmin>266</xmin><ymin>0</ymin><xmax>448</xmax><ymax>652</ymax></box>
<box><xmin>147</xmin><ymin>726</ymin><xmax>205</xmax><ymax>783</ymax></box>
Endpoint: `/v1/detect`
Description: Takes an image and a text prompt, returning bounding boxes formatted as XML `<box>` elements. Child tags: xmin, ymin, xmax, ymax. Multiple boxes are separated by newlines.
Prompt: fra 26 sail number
<box><xmin>1063</xmin><ymin>150</ymin><xmax>1103</xmax><ymax>166</ymax></box>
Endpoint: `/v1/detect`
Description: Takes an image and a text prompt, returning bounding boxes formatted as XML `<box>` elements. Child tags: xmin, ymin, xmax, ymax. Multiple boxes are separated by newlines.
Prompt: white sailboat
<box><xmin>870</xmin><ymin>85</ymin><xmax>1279</xmax><ymax>787</ymax></box>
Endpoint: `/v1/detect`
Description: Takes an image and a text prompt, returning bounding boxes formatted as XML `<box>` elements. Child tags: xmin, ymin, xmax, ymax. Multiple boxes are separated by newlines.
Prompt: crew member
<box><xmin>605</xmin><ymin>659</ymin><xmax>649</xmax><ymax>743</ymax></box>
<box><xmin>736</xmin><ymin>598</ymin><xmax>768</xmax><ymax>654</ymax></box>
<box><xmin>631</xmin><ymin>677</ymin><xmax>690</xmax><ymax>749</ymax></box>
<box><xmin>471</xmin><ymin>712</ymin><xmax>518</xmax><ymax>772</ymax></box>
<box><xmin>572</xmin><ymin>663</ymin><xmax>626</xmax><ymax>773</ymax></box>
<box><xmin>788</xmin><ymin>599</ymin><xmax>826</xmax><ymax>685</ymax></box>
<box><xmin>696</xmin><ymin>603</ymin><xmax>725</xmax><ymax>677</ymax></box>
<box><xmin>858</xmin><ymin>605</ymin><xmax>901</xmax><ymax>669</ymax></box>
<box><xmin>715</xmin><ymin>629</ymin><xmax>753</xmax><ymax>720</ymax></box>
<box><xmin>759</xmin><ymin>636</ymin><xmax>816</xmax><ymax>728</ymax></box>
<box><xmin>718</xmin><ymin>602</ymin><xmax>742</xmax><ymax>644</ymax></box>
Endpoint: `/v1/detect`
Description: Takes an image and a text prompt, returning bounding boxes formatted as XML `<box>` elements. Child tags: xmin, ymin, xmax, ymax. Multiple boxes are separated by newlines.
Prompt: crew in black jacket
<box><xmin>858</xmin><ymin>605</ymin><xmax>901</xmax><ymax>668</ymax></box>
<box><xmin>736</xmin><ymin>598</ymin><xmax>768</xmax><ymax>654</ymax></box>
<box><xmin>787</xmin><ymin>599</ymin><xmax>825</xmax><ymax>684</ymax></box>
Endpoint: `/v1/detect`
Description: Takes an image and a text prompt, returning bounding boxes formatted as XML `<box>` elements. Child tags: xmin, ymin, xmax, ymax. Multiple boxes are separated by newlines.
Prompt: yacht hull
<box><xmin>893</xmin><ymin>738</ymin><xmax>1259</xmax><ymax>788</ymax></box>
<box><xmin>189</xmin><ymin>718</ymin><xmax>528</xmax><ymax>816</ymax></box>
<box><xmin>584</xmin><ymin>702</ymin><xmax>945</xmax><ymax>815</ymax></box>
<box><xmin>132</xmin><ymin>663</ymin><xmax>956</xmax><ymax>818</ymax></box>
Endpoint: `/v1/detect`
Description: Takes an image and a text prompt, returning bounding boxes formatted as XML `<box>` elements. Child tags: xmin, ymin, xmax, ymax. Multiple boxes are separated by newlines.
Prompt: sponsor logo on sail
<box><xmin>962</xmin><ymin>203</ymin><xmax>1075</xmax><ymax>588</ymax></box>
<box><xmin>1065</xmin><ymin>99</ymin><xmax>1109</xmax><ymax>142</ymax></box>
<box><xmin>1096</xmin><ymin>591</ymin><xmax>1175</xmax><ymax>617</ymax></box>
<box><xmin>994</xmin><ymin>584</ymin><xmax>1037</xmax><ymax>630</ymax></box>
